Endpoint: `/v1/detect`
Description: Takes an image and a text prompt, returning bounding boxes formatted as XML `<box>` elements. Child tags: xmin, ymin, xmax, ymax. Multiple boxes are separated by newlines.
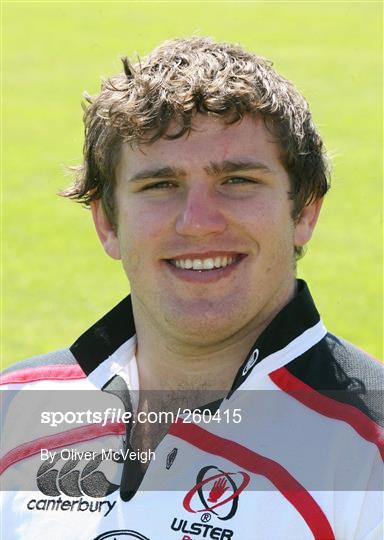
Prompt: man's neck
<box><xmin>136</xmin><ymin>333</ymin><xmax>253</xmax><ymax>392</ymax></box>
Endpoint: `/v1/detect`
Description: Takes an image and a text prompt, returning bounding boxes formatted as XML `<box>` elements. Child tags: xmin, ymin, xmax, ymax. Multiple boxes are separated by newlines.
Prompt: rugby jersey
<box><xmin>1</xmin><ymin>280</ymin><xmax>383</xmax><ymax>540</ymax></box>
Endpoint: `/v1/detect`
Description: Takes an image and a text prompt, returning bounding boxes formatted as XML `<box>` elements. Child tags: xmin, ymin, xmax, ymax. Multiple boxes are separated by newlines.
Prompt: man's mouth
<box><xmin>167</xmin><ymin>254</ymin><xmax>245</xmax><ymax>271</ymax></box>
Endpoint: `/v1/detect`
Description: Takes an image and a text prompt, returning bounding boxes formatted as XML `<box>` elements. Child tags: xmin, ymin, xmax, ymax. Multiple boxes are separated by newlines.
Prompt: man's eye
<box><xmin>142</xmin><ymin>181</ymin><xmax>176</xmax><ymax>191</ymax></box>
<box><xmin>224</xmin><ymin>176</ymin><xmax>257</xmax><ymax>185</ymax></box>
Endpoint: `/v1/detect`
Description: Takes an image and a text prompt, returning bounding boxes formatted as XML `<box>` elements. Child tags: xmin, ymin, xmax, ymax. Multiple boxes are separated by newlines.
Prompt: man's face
<box><xmin>94</xmin><ymin>115</ymin><xmax>318</xmax><ymax>346</ymax></box>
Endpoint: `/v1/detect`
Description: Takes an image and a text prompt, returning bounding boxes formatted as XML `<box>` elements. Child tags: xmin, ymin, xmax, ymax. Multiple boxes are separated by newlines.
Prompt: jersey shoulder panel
<box><xmin>0</xmin><ymin>348</ymin><xmax>86</xmax><ymax>385</ymax></box>
<box><xmin>323</xmin><ymin>333</ymin><xmax>383</xmax><ymax>386</ymax></box>
<box><xmin>284</xmin><ymin>332</ymin><xmax>384</xmax><ymax>426</ymax></box>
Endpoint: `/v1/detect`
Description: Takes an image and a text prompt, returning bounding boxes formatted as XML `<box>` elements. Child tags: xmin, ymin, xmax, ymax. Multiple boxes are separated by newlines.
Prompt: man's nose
<box><xmin>175</xmin><ymin>184</ymin><xmax>227</xmax><ymax>237</ymax></box>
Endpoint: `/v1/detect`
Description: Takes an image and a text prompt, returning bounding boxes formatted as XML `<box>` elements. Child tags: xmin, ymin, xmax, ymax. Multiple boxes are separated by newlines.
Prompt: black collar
<box><xmin>70</xmin><ymin>295</ymin><xmax>136</xmax><ymax>377</ymax></box>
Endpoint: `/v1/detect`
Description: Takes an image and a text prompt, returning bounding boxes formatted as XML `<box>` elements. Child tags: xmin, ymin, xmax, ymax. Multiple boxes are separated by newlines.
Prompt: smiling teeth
<box><xmin>173</xmin><ymin>256</ymin><xmax>234</xmax><ymax>270</ymax></box>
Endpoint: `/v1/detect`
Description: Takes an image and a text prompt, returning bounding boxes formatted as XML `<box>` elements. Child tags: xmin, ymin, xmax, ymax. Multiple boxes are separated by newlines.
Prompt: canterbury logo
<box><xmin>37</xmin><ymin>453</ymin><xmax>119</xmax><ymax>498</ymax></box>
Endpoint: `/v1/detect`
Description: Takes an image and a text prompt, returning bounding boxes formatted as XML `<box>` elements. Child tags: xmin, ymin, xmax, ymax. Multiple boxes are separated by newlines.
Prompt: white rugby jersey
<box><xmin>1</xmin><ymin>280</ymin><xmax>383</xmax><ymax>540</ymax></box>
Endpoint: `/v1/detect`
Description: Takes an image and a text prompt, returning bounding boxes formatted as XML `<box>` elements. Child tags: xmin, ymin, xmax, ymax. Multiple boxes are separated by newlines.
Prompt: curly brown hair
<box><xmin>62</xmin><ymin>37</ymin><xmax>330</xmax><ymax>257</ymax></box>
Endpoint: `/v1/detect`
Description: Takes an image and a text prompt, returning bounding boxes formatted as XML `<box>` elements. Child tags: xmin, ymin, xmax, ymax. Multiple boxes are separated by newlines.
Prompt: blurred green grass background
<box><xmin>2</xmin><ymin>1</ymin><xmax>382</xmax><ymax>367</ymax></box>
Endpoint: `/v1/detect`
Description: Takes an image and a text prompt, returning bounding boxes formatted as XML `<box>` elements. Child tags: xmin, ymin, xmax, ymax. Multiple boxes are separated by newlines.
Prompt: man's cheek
<box><xmin>125</xmin><ymin>255</ymin><xmax>142</xmax><ymax>279</ymax></box>
<box><xmin>119</xmin><ymin>240</ymin><xmax>144</xmax><ymax>280</ymax></box>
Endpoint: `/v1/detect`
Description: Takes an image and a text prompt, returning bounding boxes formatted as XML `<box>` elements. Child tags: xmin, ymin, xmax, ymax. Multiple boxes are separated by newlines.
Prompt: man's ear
<box><xmin>90</xmin><ymin>200</ymin><xmax>121</xmax><ymax>260</ymax></box>
<box><xmin>294</xmin><ymin>198</ymin><xmax>323</xmax><ymax>247</ymax></box>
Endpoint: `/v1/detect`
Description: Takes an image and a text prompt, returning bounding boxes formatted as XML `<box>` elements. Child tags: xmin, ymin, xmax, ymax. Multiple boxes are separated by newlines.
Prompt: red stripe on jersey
<box><xmin>169</xmin><ymin>420</ymin><xmax>335</xmax><ymax>540</ymax></box>
<box><xmin>0</xmin><ymin>364</ymin><xmax>86</xmax><ymax>385</ymax></box>
<box><xmin>269</xmin><ymin>367</ymin><xmax>384</xmax><ymax>460</ymax></box>
<box><xmin>0</xmin><ymin>422</ymin><xmax>125</xmax><ymax>474</ymax></box>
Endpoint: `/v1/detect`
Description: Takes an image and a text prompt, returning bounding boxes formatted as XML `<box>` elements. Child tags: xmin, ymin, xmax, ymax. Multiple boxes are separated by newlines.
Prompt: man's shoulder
<box><xmin>290</xmin><ymin>331</ymin><xmax>383</xmax><ymax>387</ymax></box>
<box><xmin>0</xmin><ymin>348</ymin><xmax>86</xmax><ymax>386</ymax></box>
<box><xmin>284</xmin><ymin>332</ymin><xmax>383</xmax><ymax>426</ymax></box>
<box><xmin>322</xmin><ymin>332</ymin><xmax>383</xmax><ymax>386</ymax></box>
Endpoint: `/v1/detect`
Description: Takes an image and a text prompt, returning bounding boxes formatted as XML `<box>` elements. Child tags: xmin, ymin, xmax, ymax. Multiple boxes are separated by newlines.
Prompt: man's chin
<box><xmin>161</xmin><ymin>303</ymin><xmax>249</xmax><ymax>345</ymax></box>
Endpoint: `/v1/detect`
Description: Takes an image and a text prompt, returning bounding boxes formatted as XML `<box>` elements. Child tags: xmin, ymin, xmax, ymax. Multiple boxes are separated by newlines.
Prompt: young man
<box><xmin>1</xmin><ymin>38</ymin><xmax>383</xmax><ymax>540</ymax></box>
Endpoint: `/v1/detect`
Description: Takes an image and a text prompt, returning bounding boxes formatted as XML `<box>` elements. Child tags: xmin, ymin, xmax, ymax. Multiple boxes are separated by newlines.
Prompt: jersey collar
<box><xmin>70</xmin><ymin>279</ymin><xmax>326</xmax><ymax>392</ymax></box>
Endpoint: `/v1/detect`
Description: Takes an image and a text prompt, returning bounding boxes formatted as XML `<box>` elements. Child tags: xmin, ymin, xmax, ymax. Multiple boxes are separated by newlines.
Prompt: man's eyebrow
<box><xmin>128</xmin><ymin>160</ymin><xmax>274</xmax><ymax>183</ymax></box>
<box><xmin>128</xmin><ymin>166</ymin><xmax>186</xmax><ymax>182</ymax></box>
<box><xmin>205</xmin><ymin>159</ymin><xmax>274</xmax><ymax>176</ymax></box>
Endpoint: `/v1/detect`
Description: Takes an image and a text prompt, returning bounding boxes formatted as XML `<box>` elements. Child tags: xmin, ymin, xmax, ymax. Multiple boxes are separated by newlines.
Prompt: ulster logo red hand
<box><xmin>208</xmin><ymin>477</ymin><xmax>228</xmax><ymax>503</ymax></box>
